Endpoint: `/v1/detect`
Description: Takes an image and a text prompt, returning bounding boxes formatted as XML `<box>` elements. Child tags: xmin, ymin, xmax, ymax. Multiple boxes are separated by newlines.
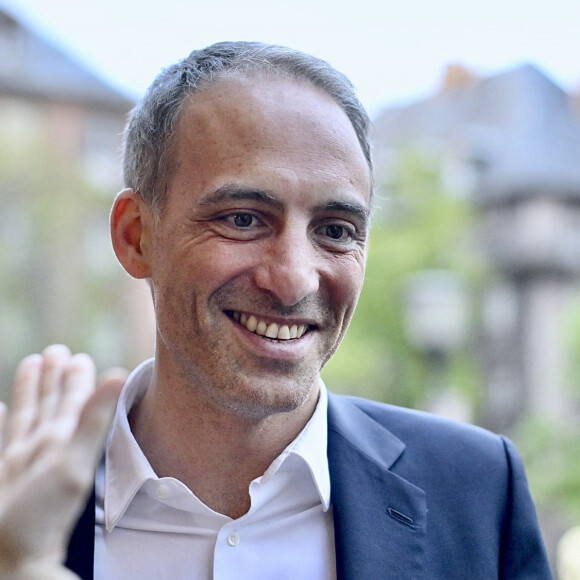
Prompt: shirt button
<box><xmin>226</xmin><ymin>532</ymin><xmax>240</xmax><ymax>547</ymax></box>
<box><xmin>155</xmin><ymin>483</ymin><xmax>171</xmax><ymax>499</ymax></box>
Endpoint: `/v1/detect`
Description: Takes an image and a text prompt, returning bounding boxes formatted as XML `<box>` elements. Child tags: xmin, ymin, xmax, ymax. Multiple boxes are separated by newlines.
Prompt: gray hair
<box><xmin>122</xmin><ymin>41</ymin><xmax>373</xmax><ymax>211</ymax></box>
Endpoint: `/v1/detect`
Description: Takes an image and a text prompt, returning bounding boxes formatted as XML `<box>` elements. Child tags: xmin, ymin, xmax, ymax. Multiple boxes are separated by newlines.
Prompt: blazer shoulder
<box><xmin>327</xmin><ymin>392</ymin><xmax>511</xmax><ymax>472</ymax></box>
<box><xmin>329</xmin><ymin>392</ymin><xmax>500</xmax><ymax>438</ymax></box>
<box><xmin>327</xmin><ymin>393</ymin><xmax>552</xmax><ymax>579</ymax></box>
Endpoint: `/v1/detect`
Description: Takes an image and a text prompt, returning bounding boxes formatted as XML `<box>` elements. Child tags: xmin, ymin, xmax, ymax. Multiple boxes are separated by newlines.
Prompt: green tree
<box><xmin>516</xmin><ymin>416</ymin><xmax>580</xmax><ymax>526</ymax></box>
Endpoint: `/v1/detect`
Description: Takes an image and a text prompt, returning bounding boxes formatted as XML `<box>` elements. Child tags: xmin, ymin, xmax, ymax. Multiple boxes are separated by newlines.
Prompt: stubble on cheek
<box><xmin>152</xmin><ymin>261</ymin><xmax>358</xmax><ymax>419</ymax></box>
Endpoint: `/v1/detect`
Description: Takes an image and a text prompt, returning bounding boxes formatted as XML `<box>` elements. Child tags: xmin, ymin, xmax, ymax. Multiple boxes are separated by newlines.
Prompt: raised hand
<box><xmin>0</xmin><ymin>345</ymin><xmax>124</xmax><ymax>579</ymax></box>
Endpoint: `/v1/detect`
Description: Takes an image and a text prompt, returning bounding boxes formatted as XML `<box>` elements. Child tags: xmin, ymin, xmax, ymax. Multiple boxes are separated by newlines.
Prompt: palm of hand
<box><xmin>0</xmin><ymin>346</ymin><xmax>124</xmax><ymax>579</ymax></box>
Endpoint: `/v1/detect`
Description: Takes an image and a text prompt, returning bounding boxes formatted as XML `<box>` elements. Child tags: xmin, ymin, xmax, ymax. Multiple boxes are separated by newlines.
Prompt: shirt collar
<box><xmin>101</xmin><ymin>359</ymin><xmax>331</xmax><ymax>529</ymax></box>
<box><xmin>283</xmin><ymin>379</ymin><xmax>331</xmax><ymax>511</ymax></box>
<box><xmin>102</xmin><ymin>358</ymin><xmax>157</xmax><ymax>530</ymax></box>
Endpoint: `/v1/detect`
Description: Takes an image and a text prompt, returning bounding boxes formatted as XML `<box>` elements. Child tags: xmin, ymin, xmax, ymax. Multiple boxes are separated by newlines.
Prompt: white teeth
<box><xmin>265</xmin><ymin>323</ymin><xmax>279</xmax><ymax>338</ymax></box>
<box><xmin>256</xmin><ymin>320</ymin><xmax>267</xmax><ymax>336</ymax></box>
<box><xmin>246</xmin><ymin>315</ymin><xmax>257</xmax><ymax>332</ymax></box>
<box><xmin>232</xmin><ymin>311</ymin><xmax>308</xmax><ymax>340</ymax></box>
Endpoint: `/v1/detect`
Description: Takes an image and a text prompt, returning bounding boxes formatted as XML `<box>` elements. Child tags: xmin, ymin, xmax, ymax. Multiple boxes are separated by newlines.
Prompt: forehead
<box><xmin>167</xmin><ymin>76</ymin><xmax>371</xmax><ymax>205</ymax></box>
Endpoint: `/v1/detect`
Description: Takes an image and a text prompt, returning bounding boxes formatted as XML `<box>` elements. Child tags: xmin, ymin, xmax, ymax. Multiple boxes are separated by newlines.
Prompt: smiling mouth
<box><xmin>226</xmin><ymin>310</ymin><xmax>311</xmax><ymax>341</ymax></box>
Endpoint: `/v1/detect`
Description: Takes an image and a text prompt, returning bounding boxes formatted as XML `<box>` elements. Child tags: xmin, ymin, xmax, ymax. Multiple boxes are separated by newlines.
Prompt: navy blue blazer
<box><xmin>66</xmin><ymin>393</ymin><xmax>553</xmax><ymax>579</ymax></box>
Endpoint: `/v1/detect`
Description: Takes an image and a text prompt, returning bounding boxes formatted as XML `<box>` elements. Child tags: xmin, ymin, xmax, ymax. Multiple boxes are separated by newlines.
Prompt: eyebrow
<box><xmin>314</xmin><ymin>200</ymin><xmax>371</xmax><ymax>225</ymax></box>
<box><xmin>197</xmin><ymin>183</ymin><xmax>370</xmax><ymax>225</ymax></box>
<box><xmin>197</xmin><ymin>184</ymin><xmax>284</xmax><ymax>211</ymax></box>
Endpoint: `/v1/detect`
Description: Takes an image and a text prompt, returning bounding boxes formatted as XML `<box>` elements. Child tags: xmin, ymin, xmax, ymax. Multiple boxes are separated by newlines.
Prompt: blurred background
<box><xmin>1</xmin><ymin>0</ymin><xmax>579</xmax><ymax>575</ymax></box>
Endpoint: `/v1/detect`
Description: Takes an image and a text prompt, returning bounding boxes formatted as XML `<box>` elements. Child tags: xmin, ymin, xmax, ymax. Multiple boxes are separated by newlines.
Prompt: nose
<box><xmin>253</xmin><ymin>231</ymin><xmax>320</xmax><ymax>306</ymax></box>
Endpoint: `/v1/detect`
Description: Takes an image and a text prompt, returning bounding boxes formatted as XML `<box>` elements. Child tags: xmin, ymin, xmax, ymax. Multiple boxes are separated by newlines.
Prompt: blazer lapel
<box><xmin>327</xmin><ymin>394</ymin><xmax>426</xmax><ymax>580</ymax></box>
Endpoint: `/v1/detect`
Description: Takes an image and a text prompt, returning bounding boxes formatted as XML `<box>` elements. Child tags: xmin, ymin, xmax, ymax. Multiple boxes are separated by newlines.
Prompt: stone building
<box><xmin>0</xmin><ymin>3</ymin><xmax>132</xmax><ymax>185</ymax></box>
<box><xmin>0</xmin><ymin>3</ymin><xmax>153</xmax><ymax>395</ymax></box>
<box><xmin>373</xmin><ymin>63</ymin><xmax>580</xmax><ymax>431</ymax></box>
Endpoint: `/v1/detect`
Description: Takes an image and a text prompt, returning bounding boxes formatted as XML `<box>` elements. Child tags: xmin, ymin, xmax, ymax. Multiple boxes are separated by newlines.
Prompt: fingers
<box><xmin>8</xmin><ymin>346</ymin><xmax>82</xmax><ymax>443</ymax></box>
<box><xmin>7</xmin><ymin>354</ymin><xmax>43</xmax><ymax>442</ymax></box>
<box><xmin>37</xmin><ymin>345</ymin><xmax>72</xmax><ymax>425</ymax></box>
<box><xmin>57</xmin><ymin>354</ymin><xmax>97</xmax><ymax>436</ymax></box>
<box><xmin>5</xmin><ymin>347</ymin><xmax>125</xmax><ymax>464</ymax></box>
<box><xmin>97</xmin><ymin>367</ymin><xmax>129</xmax><ymax>390</ymax></box>
<box><xmin>67</xmin><ymin>374</ymin><xmax>124</xmax><ymax>484</ymax></box>
<box><xmin>6</xmin><ymin>347</ymin><xmax>123</xmax><ymax>447</ymax></box>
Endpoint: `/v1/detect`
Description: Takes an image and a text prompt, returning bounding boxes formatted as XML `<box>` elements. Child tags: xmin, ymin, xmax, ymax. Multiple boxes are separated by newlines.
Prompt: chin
<box><xmin>217</xmin><ymin>374</ymin><xmax>317</xmax><ymax>420</ymax></box>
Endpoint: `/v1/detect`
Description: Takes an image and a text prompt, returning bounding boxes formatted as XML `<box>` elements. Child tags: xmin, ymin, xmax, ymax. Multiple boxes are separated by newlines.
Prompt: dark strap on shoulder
<box><xmin>65</xmin><ymin>489</ymin><xmax>96</xmax><ymax>580</ymax></box>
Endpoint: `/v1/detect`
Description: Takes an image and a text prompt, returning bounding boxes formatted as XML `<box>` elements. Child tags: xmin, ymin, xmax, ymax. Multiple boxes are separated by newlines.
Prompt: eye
<box><xmin>314</xmin><ymin>220</ymin><xmax>363</xmax><ymax>251</ymax></box>
<box><xmin>319</xmin><ymin>223</ymin><xmax>355</xmax><ymax>242</ymax></box>
<box><xmin>217</xmin><ymin>211</ymin><xmax>269</xmax><ymax>240</ymax></box>
<box><xmin>324</xmin><ymin>224</ymin><xmax>348</xmax><ymax>240</ymax></box>
<box><xmin>228</xmin><ymin>212</ymin><xmax>257</xmax><ymax>228</ymax></box>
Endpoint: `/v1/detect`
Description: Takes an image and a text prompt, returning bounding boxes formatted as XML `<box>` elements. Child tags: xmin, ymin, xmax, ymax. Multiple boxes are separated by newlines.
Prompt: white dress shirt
<box><xmin>94</xmin><ymin>359</ymin><xmax>336</xmax><ymax>579</ymax></box>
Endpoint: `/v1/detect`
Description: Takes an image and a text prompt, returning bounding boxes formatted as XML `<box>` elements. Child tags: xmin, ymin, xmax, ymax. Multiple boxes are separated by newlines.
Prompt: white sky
<box><xmin>5</xmin><ymin>0</ymin><xmax>580</xmax><ymax>116</ymax></box>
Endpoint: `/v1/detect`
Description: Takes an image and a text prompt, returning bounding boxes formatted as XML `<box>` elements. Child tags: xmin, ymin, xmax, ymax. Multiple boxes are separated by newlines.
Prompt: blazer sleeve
<box><xmin>65</xmin><ymin>490</ymin><xmax>95</xmax><ymax>580</ymax></box>
<box><xmin>499</xmin><ymin>436</ymin><xmax>553</xmax><ymax>579</ymax></box>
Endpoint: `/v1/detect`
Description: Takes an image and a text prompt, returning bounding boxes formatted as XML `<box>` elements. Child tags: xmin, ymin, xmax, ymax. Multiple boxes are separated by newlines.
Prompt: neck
<box><xmin>129</xmin><ymin>362</ymin><xmax>320</xmax><ymax>519</ymax></box>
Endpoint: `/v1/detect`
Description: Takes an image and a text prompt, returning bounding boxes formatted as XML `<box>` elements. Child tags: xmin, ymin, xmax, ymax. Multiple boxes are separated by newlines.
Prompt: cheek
<box><xmin>327</xmin><ymin>257</ymin><xmax>366</xmax><ymax>314</ymax></box>
<box><xmin>202</xmin><ymin>243</ymin><xmax>264</xmax><ymax>286</ymax></box>
<box><xmin>165</xmin><ymin>243</ymin><xmax>264</xmax><ymax>302</ymax></box>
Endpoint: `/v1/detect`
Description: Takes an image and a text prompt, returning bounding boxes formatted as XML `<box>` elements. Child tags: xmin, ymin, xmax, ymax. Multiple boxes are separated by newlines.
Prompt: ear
<box><xmin>110</xmin><ymin>189</ymin><xmax>153</xmax><ymax>279</ymax></box>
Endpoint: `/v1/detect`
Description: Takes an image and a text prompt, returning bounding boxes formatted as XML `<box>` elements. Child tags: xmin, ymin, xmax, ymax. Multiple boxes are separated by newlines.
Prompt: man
<box><xmin>0</xmin><ymin>42</ymin><xmax>552</xmax><ymax>579</ymax></box>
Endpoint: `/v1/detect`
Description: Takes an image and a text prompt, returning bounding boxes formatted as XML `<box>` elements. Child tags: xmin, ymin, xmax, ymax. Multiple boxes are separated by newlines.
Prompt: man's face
<box><xmin>143</xmin><ymin>76</ymin><xmax>371</xmax><ymax>419</ymax></box>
